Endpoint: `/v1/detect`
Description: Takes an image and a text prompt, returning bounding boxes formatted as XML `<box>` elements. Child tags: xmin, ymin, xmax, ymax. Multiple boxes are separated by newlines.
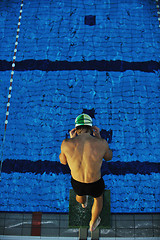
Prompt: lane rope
<box><xmin>0</xmin><ymin>0</ymin><xmax>24</xmax><ymax>181</ymax></box>
<box><xmin>156</xmin><ymin>0</ymin><xmax>160</xmax><ymax>27</ymax></box>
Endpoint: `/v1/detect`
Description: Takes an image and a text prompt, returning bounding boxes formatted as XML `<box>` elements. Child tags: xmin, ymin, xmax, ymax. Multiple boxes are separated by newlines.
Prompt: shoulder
<box><xmin>61</xmin><ymin>139</ymin><xmax>68</xmax><ymax>148</ymax></box>
<box><xmin>61</xmin><ymin>138</ymin><xmax>74</xmax><ymax>147</ymax></box>
<box><xmin>91</xmin><ymin>136</ymin><xmax>108</xmax><ymax>146</ymax></box>
<box><xmin>98</xmin><ymin>138</ymin><xmax>109</xmax><ymax>149</ymax></box>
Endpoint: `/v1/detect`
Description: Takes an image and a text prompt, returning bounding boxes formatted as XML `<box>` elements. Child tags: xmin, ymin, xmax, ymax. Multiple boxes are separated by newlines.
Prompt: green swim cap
<box><xmin>75</xmin><ymin>114</ymin><xmax>92</xmax><ymax>127</ymax></box>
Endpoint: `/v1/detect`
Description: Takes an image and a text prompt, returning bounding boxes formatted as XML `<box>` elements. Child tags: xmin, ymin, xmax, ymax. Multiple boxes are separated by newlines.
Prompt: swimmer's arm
<box><xmin>59</xmin><ymin>152</ymin><xmax>67</xmax><ymax>165</ymax></box>
<box><xmin>92</xmin><ymin>126</ymin><xmax>101</xmax><ymax>139</ymax></box>
<box><xmin>103</xmin><ymin>140</ymin><xmax>113</xmax><ymax>161</ymax></box>
<box><xmin>92</xmin><ymin>126</ymin><xmax>112</xmax><ymax>160</ymax></box>
<box><xmin>59</xmin><ymin>140</ymin><xmax>67</xmax><ymax>165</ymax></box>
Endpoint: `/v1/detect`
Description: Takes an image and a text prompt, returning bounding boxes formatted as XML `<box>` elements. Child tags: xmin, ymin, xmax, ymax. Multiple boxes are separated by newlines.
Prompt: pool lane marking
<box><xmin>31</xmin><ymin>212</ymin><xmax>42</xmax><ymax>236</ymax></box>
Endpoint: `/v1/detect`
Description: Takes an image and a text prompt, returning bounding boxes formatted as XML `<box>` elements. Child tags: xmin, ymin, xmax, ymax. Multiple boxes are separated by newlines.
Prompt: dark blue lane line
<box><xmin>0</xmin><ymin>59</ymin><xmax>160</xmax><ymax>72</ymax></box>
<box><xmin>2</xmin><ymin>159</ymin><xmax>160</xmax><ymax>176</ymax></box>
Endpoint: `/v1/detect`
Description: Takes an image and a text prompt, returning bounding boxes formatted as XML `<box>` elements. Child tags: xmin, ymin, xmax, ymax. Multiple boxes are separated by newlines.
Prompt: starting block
<box><xmin>69</xmin><ymin>189</ymin><xmax>111</xmax><ymax>229</ymax></box>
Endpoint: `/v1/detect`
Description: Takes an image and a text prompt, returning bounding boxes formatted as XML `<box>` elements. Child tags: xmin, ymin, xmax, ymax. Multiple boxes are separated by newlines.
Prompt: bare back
<box><xmin>61</xmin><ymin>133</ymin><xmax>108</xmax><ymax>183</ymax></box>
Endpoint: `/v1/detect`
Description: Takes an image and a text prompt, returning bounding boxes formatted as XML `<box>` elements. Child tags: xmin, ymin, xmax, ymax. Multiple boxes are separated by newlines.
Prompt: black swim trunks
<box><xmin>71</xmin><ymin>177</ymin><xmax>105</xmax><ymax>198</ymax></box>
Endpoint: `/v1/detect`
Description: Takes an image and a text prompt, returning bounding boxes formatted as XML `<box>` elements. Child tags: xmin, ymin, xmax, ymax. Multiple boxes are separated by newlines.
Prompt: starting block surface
<box><xmin>69</xmin><ymin>189</ymin><xmax>110</xmax><ymax>229</ymax></box>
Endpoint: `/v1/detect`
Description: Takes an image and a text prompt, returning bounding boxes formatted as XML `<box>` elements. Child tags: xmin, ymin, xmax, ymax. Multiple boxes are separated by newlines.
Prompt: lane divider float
<box><xmin>0</xmin><ymin>0</ymin><xmax>24</xmax><ymax>180</ymax></box>
<box><xmin>156</xmin><ymin>0</ymin><xmax>160</xmax><ymax>27</ymax></box>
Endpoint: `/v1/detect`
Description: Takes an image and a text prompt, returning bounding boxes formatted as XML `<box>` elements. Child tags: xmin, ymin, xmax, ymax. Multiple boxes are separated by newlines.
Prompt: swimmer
<box><xmin>59</xmin><ymin>114</ymin><xmax>112</xmax><ymax>231</ymax></box>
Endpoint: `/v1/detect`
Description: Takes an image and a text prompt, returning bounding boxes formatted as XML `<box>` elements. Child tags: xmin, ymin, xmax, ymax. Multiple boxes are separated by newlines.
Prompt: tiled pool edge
<box><xmin>0</xmin><ymin>212</ymin><xmax>160</xmax><ymax>238</ymax></box>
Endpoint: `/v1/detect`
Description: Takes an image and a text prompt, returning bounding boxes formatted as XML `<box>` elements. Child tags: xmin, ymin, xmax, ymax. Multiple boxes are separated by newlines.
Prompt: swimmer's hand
<box><xmin>69</xmin><ymin>128</ymin><xmax>77</xmax><ymax>138</ymax></box>
<box><xmin>92</xmin><ymin>126</ymin><xmax>101</xmax><ymax>139</ymax></box>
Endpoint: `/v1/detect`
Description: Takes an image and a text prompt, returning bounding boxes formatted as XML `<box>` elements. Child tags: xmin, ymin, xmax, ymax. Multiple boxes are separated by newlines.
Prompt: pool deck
<box><xmin>0</xmin><ymin>212</ymin><xmax>160</xmax><ymax>239</ymax></box>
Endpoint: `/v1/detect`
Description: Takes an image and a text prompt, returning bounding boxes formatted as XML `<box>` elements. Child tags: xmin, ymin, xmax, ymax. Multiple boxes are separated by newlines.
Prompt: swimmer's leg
<box><xmin>76</xmin><ymin>195</ymin><xmax>88</xmax><ymax>208</ymax></box>
<box><xmin>90</xmin><ymin>194</ymin><xmax>103</xmax><ymax>231</ymax></box>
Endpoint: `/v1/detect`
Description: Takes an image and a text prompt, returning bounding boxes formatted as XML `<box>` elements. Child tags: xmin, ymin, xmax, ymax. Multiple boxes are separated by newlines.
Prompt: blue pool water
<box><xmin>0</xmin><ymin>0</ymin><xmax>160</xmax><ymax>213</ymax></box>
<box><xmin>0</xmin><ymin>172</ymin><xmax>159</xmax><ymax>213</ymax></box>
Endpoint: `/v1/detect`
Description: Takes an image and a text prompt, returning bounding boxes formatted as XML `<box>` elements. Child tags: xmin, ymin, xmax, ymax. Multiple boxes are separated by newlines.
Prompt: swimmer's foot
<box><xmin>89</xmin><ymin>217</ymin><xmax>101</xmax><ymax>232</ymax></box>
<box><xmin>82</xmin><ymin>195</ymin><xmax>88</xmax><ymax>208</ymax></box>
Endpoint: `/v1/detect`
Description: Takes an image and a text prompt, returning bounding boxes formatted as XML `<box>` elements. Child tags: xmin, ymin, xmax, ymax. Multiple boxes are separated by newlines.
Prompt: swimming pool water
<box><xmin>0</xmin><ymin>0</ymin><xmax>160</xmax><ymax>213</ymax></box>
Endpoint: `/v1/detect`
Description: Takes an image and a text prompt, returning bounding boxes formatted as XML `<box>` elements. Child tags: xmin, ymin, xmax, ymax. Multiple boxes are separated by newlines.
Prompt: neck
<box><xmin>77</xmin><ymin>130</ymin><xmax>91</xmax><ymax>135</ymax></box>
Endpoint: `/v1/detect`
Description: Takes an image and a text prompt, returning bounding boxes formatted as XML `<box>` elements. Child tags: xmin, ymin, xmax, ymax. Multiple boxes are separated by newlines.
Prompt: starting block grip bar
<box><xmin>79</xmin><ymin>227</ymin><xmax>88</xmax><ymax>240</ymax></box>
<box><xmin>91</xmin><ymin>228</ymin><xmax>99</xmax><ymax>240</ymax></box>
<box><xmin>79</xmin><ymin>227</ymin><xmax>100</xmax><ymax>240</ymax></box>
